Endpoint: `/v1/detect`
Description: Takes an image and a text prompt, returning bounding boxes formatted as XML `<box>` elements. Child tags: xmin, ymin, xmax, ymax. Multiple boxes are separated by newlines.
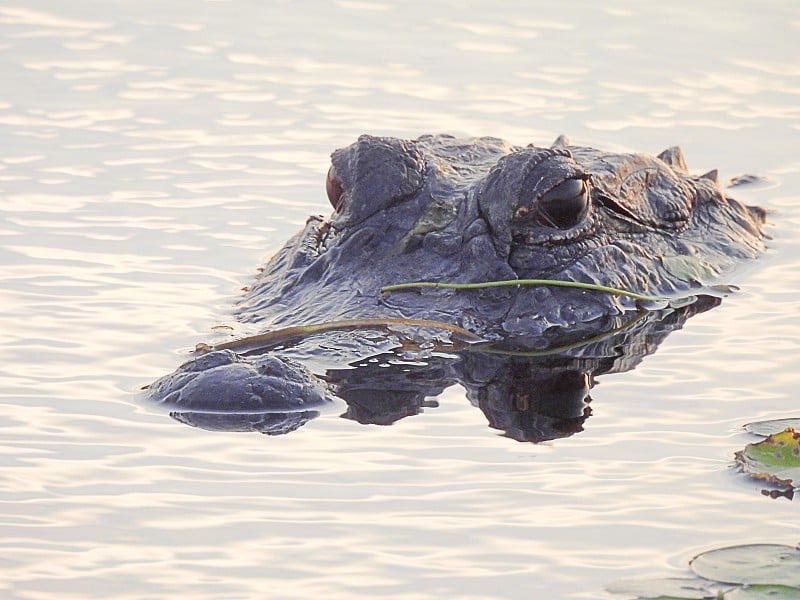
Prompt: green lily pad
<box><xmin>726</xmin><ymin>584</ymin><xmax>800</xmax><ymax>599</ymax></box>
<box><xmin>734</xmin><ymin>428</ymin><xmax>800</xmax><ymax>489</ymax></box>
<box><xmin>690</xmin><ymin>544</ymin><xmax>800</xmax><ymax>587</ymax></box>
<box><xmin>744</xmin><ymin>419</ymin><xmax>800</xmax><ymax>437</ymax></box>
<box><xmin>606</xmin><ymin>576</ymin><xmax>713</xmax><ymax>599</ymax></box>
<box><xmin>661</xmin><ymin>255</ymin><xmax>720</xmax><ymax>284</ymax></box>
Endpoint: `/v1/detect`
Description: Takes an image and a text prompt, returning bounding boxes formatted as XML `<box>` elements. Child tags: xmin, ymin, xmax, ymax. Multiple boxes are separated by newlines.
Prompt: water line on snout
<box><xmin>464</xmin><ymin>310</ymin><xmax>652</xmax><ymax>357</ymax></box>
<box><xmin>193</xmin><ymin>311</ymin><xmax>655</xmax><ymax>361</ymax></box>
<box><xmin>198</xmin><ymin>318</ymin><xmax>485</xmax><ymax>355</ymax></box>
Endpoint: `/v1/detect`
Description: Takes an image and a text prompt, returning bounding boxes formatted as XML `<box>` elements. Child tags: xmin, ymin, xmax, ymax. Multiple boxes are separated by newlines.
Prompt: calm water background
<box><xmin>1</xmin><ymin>1</ymin><xmax>799</xmax><ymax>598</ymax></box>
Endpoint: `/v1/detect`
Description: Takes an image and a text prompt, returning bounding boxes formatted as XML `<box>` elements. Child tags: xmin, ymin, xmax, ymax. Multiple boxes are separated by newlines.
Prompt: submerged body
<box><xmin>147</xmin><ymin>134</ymin><xmax>766</xmax><ymax>435</ymax></box>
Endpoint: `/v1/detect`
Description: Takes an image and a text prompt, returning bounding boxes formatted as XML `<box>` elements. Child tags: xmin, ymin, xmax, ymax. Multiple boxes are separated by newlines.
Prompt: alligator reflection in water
<box><xmin>163</xmin><ymin>297</ymin><xmax>719</xmax><ymax>443</ymax></box>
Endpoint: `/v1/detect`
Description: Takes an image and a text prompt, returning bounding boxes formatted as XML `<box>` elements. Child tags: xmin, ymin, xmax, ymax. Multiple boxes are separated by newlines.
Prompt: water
<box><xmin>1</xmin><ymin>1</ymin><xmax>799</xmax><ymax>598</ymax></box>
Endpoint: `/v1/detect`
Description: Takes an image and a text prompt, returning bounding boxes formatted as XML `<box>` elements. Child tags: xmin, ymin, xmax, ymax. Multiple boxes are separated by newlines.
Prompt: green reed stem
<box><xmin>380</xmin><ymin>278</ymin><xmax>663</xmax><ymax>303</ymax></box>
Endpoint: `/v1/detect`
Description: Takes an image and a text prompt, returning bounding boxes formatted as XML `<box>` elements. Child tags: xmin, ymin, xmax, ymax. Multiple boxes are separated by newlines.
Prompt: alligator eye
<box><xmin>536</xmin><ymin>177</ymin><xmax>590</xmax><ymax>229</ymax></box>
<box><xmin>326</xmin><ymin>166</ymin><xmax>345</xmax><ymax>211</ymax></box>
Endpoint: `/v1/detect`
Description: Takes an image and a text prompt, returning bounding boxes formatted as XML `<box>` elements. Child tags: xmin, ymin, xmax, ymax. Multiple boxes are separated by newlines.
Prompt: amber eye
<box><xmin>326</xmin><ymin>166</ymin><xmax>345</xmax><ymax>211</ymax></box>
<box><xmin>536</xmin><ymin>177</ymin><xmax>590</xmax><ymax>229</ymax></box>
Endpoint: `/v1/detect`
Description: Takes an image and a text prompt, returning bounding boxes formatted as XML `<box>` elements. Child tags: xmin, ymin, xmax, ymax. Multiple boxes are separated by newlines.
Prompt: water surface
<box><xmin>1</xmin><ymin>1</ymin><xmax>799</xmax><ymax>598</ymax></box>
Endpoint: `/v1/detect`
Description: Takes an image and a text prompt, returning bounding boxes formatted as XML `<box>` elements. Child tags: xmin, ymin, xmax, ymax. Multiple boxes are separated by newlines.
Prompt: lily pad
<box><xmin>734</xmin><ymin>428</ymin><xmax>800</xmax><ymax>489</ymax></box>
<box><xmin>726</xmin><ymin>584</ymin><xmax>800</xmax><ymax>599</ymax></box>
<box><xmin>606</xmin><ymin>576</ymin><xmax>713</xmax><ymax>599</ymax></box>
<box><xmin>690</xmin><ymin>544</ymin><xmax>800</xmax><ymax>587</ymax></box>
<box><xmin>744</xmin><ymin>419</ymin><xmax>800</xmax><ymax>437</ymax></box>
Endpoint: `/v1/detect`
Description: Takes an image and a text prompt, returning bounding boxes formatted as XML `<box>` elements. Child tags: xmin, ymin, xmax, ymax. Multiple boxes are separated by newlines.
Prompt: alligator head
<box><xmin>145</xmin><ymin>134</ymin><xmax>766</xmax><ymax>437</ymax></box>
<box><xmin>237</xmin><ymin>134</ymin><xmax>765</xmax><ymax>338</ymax></box>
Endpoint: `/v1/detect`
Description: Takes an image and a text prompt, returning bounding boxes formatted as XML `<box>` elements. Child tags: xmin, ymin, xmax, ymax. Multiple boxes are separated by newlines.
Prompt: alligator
<box><xmin>145</xmin><ymin>134</ymin><xmax>766</xmax><ymax>440</ymax></box>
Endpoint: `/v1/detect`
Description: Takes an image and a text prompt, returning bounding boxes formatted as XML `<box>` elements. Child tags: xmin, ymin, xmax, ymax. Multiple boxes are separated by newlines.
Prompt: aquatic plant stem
<box><xmin>381</xmin><ymin>278</ymin><xmax>663</xmax><ymax>303</ymax></box>
<box><xmin>203</xmin><ymin>318</ymin><xmax>484</xmax><ymax>354</ymax></box>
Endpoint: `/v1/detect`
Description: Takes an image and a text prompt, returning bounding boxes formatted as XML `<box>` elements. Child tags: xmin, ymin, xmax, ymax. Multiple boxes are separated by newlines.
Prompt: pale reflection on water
<box><xmin>1</xmin><ymin>1</ymin><xmax>799</xmax><ymax>598</ymax></box>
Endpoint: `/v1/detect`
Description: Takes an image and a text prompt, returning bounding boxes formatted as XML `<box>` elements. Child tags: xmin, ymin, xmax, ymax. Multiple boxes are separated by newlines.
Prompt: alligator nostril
<box><xmin>326</xmin><ymin>166</ymin><xmax>345</xmax><ymax>211</ymax></box>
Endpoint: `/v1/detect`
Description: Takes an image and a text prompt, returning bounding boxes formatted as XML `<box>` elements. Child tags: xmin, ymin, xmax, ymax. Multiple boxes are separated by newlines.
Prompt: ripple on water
<box><xmin>1</xmin><ymin>1</ymin><xmax>800</xmax><ymax>598</ymax></box>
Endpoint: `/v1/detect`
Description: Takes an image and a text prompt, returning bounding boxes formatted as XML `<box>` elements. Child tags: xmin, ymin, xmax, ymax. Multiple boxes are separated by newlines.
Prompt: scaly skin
<box><xmin>146</xmin><ymin>134</ymin><xmax>766</xmax><ymax>434</ymax></box>
<box><xmin>237</xmin><ymin>134</ymin><xmax>764</xmax><ymax>337</ymax></box>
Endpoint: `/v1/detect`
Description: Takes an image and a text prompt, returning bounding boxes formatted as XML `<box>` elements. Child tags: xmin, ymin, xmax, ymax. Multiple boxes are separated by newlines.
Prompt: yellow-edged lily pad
<box><xmin>735</xmin><ymin>428</ymin><xmax>800</xmax><ymax>489</ymax></box>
